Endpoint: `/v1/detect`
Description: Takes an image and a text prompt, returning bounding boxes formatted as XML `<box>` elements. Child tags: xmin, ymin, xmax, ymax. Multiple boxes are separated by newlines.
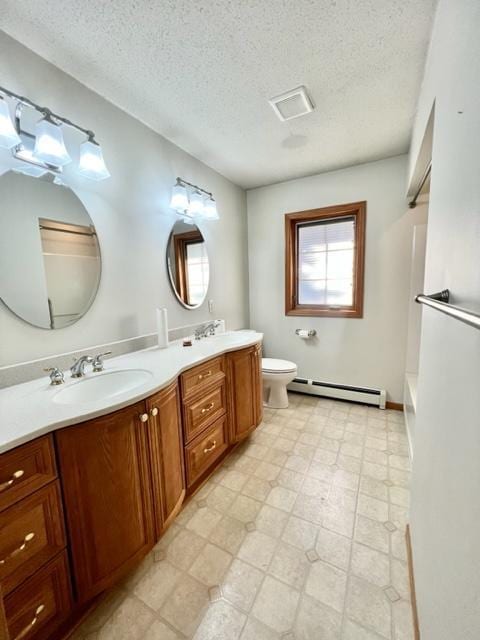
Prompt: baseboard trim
<box><xmin>406</xmin><ymin>524</ymin><xmax>420</xmax><ymax>640</ymax></box>
<box><xmin>386</xmin><ymin>401</ymin><xmax>404</xmax><ymax>411</ymax></box>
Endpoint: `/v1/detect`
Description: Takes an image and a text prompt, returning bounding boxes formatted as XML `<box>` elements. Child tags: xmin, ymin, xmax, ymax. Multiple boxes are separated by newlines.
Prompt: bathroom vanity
<box><xmin>0</xmin><ymin>333</ymin><xmax>262</xmax><ymax>640</ymax></box>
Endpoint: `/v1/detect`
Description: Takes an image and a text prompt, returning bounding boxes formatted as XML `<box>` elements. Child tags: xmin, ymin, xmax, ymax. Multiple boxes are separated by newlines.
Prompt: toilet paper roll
<box><xmin>297</xmin><ymin>329</ymin><xmax>310</xmax><ymax>339</ymax></box>
<box><xmin>156</xmin><ymin>307</ymin><xmax>169</xmax><ymax>349</ymax></box>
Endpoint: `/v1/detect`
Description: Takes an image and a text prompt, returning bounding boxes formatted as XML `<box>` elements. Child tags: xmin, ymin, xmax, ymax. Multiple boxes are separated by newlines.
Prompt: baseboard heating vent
<box><xmin>288</xmin><ymin>378</ymin><xmax>386</xmax><ymax>409</ymax></box>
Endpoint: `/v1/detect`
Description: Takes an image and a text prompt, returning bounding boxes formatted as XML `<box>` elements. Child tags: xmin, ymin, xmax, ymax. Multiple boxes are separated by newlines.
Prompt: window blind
<box><xmin>297</xmin><ymin>216</ymin><xmax>355</xmax><ymax>306</ymax></box>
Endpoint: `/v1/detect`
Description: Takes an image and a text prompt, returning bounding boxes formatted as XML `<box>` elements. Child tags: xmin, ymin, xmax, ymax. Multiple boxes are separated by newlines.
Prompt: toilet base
<box><xmin>263</xmin><ymin>382</ymin><xmax>290</xmax><ymax>409</ymax></box>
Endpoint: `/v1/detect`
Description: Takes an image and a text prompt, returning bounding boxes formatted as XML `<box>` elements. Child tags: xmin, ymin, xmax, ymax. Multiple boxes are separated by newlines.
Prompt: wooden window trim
<box><xmin>285</xmin><ymin>201</ymin><xmax>366</xmax><ymax>318</ymax></box>
<box><xmin>173</xmin><ymin>230</ymin><xmax>204</xmax><ymax>305</ymax></box>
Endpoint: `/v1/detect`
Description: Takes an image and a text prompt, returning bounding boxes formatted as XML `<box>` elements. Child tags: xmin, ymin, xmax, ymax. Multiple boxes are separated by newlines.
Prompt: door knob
<box><xmin>139</xmin><ymin>413</ymin><xmax>149</xmax><ymax>423</ymax></box>
<box><xmin>150</xmin><ymin>407</ymin><xmax>159</xmax><ymax>417</ymax></box>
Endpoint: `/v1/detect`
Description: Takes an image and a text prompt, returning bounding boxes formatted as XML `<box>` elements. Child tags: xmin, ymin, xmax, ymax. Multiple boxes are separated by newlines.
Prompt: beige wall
<box><xmin>247</xmin><ymin>155</ymin><xmax>418</xmax><ymax>403</ymax></box>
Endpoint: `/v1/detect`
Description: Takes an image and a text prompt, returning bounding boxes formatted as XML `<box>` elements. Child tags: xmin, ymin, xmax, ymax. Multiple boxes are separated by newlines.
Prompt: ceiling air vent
<box><xmin>269</xmin><ymin>86</ymin><xmax>314</xmax><ymax>122</ymax></box>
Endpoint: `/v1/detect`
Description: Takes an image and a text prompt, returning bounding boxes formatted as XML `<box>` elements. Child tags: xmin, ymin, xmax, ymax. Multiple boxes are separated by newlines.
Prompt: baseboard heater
<box><xmin>288</xmin><ymin>378</ymin><xmax>386</xmax><ymax>409</ymax></box>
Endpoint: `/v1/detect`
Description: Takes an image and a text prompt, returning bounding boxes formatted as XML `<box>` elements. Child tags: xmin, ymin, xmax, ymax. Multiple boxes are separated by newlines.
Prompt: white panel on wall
<box><xmin>407</xmin><ymin>2</ymin><xmax>480</xmax><ymax>639</ymax></box>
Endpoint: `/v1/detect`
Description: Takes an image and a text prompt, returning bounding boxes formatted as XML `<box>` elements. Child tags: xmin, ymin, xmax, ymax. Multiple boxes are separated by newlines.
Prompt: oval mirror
<box><xmin>0</xmin><ymin>171</ymin><xmax>101</xmax><ymax>329</ymax></box>
<box><xmin>167</xmin><ymin>220</ymin><xmax>209</xmax><ymax>308</ymax></box>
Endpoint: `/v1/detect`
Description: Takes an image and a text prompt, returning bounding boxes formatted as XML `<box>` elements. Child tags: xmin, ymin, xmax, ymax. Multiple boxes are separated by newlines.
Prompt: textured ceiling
<box><xmin>1</xmin><ymin>1</ymin><xmax>437</xmax><ymax>188</ymax></box>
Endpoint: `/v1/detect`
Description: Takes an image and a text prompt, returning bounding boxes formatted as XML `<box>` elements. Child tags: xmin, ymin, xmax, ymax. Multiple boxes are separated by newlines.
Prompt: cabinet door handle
<box><xmin>201</xmin><ymin>402</ymin><xmax>215</xmax><ymax>415</ymax></box>
<box><xmin>139</xmin><ymin>413</ymin><xmax>149</xmax><ymax>423</ymax></box>
<box><xmin>0</xmin><ymin>532</ymin><xmax>35</xmax><ymax>565</ymax></box>
<box><xmin>13</xmin><ymin>604</ymin><xmax>45</xmax><ymax>640</ymax></box>
<box><xmin>150</xmin><ymin>407</ymin><xmax>159</xmax><ymax>417</ymax></box>
<box><xmin>198</xmin><ymin>370</ymin><xmax>212</xmax><ymax>381</ymax></box>
<box><xmin>203</xmin><ymin>440</ymin><xmax>217</xmax><ymax>454</ymax></box>
<box><xmin>0</xmin><ymin>469</ymin><xmax>24</xmax><ymax>492</ymax></box>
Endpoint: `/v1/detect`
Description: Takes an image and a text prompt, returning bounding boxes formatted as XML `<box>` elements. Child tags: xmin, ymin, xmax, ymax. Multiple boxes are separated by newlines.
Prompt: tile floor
<box><xmin>72</xmin><ymin>393</ymin><xmax>413</xmax><ymax>640</ymax></box>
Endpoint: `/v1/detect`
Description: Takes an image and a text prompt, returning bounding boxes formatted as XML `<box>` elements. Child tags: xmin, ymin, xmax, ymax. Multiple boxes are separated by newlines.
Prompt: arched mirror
<box><xmin>167</xmin><ymin>220</ymin><xmax>209</xmax><ymax>308</ymax></box>
<box><xmin>0</xmin><ymin>171</ymin><xmax>101</xmax><ymax>329</ymax></box>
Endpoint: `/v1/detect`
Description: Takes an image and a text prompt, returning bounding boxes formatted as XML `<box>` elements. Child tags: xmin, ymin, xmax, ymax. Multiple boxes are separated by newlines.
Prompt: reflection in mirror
<box><xmin>167</xmin><ymin>220</ymin><xmax>209</xmax><ymax>308</ymax></box>
<box><xmin>0</xmin><ymin>171</ymin><xmax>101</xmax><ymax>329</ymax></box>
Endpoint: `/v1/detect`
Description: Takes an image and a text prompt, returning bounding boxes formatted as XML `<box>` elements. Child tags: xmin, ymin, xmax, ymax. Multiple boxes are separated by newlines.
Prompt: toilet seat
<box><xmin>262</xmin><ymin>358</ymin><xmax>297</xmax><ymax>374</ymax></box>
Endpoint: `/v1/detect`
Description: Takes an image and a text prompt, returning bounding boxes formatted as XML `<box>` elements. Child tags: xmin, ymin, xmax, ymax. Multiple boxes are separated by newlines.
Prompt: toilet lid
<box><xmin>262</xmin><ymin>358</ymin><xmax>297</xmax><ymax>373</ymax></box>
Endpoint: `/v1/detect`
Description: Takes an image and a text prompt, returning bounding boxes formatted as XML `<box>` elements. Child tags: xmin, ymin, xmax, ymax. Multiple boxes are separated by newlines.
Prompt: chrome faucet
<box><xmin>44</xmin><ymin>366</ymin><xmax>65</xmax><ymax>386</ymax></box>
<box><xmin>194</xmin><ymin>320</ymin><xmax>221</xmax><ymax>340</ymax></box>
<box><xmin>70</xmin><ymin>355</ymin><xmax>94</xmax><ymax>378</ymax></box>
<box><xmin>92</xmin><ymin>351</ymin><xmax>112</xmax><ymax>373</ymax></box>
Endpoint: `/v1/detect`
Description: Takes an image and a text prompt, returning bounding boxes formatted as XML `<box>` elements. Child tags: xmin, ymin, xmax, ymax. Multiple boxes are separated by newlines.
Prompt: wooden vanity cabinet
<box><xmin>0</xmin><ymin>341</ymin><xmax>262</xmax><ymax>639</ymax></box>
<box><xmin>55</xmin><ymin>402</ymin><xmax>155</xmax><ymax>604</ymax></box>
<box><xmin>227</xmin><ymin>344</ymin><xmax>263</xmax><ymax>442</ymax></box>
<box><xmin>146</xmin><ymin>382</ymin><xmax>186</xmax><ymax>537</ymax></box>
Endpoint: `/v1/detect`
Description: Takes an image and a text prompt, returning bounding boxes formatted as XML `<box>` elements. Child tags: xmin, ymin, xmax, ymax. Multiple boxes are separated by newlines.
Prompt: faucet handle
<box><xmin>92</xmin><ymin>351</ymin><xmax>112</xmax><ymax>373</ymax></box>
<box><xmin>44</xmin><ymin>367</ymin><xmax>65</xmax><ymax>386</ymax></box>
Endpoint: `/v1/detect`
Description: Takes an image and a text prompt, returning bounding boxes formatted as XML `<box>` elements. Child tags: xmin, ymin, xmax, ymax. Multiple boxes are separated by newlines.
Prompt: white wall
<box><xmin>247</xmin><ymin>155</ymin><xmax>416</xmax><ymax>403</ymax></box>
<box><xmin>0</xmin><ymin>33</ymin><xmax>249</xmax><ymax>366</ymax></box>
<box><xmin>408</xmin><ymin>2</ymin><xmax>480</xmax><ymax>639</ymax></box>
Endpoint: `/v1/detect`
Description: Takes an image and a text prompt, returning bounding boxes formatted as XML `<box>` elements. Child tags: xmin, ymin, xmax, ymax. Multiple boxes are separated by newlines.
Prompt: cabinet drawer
<box><xmin>183</xmin><ymin>381</ymin><xmax>227</xmax><ymax>443</ymax></box>
<box><xmin>185</xmin><ymin>415</ymin><xmax>229</xmax><ymax>487</ymax></box>
<box><xmin>4</xmin><ymin>551</ymin><xmax>72</xmax><ymax>640</ymax></box>
<box><xmin>0</xmin><ymin>436</ymin><xmax>57</xmax><ymax>513</ymax></box>
<box><xmin>0</xmin><ymin>482</ymin><xmax>66</xmax><ymax>595</ymax></box>
<box><xmin>181</xmin><ymin>356</ymin><xmax>225</xmax><ymax>400</ymax></box>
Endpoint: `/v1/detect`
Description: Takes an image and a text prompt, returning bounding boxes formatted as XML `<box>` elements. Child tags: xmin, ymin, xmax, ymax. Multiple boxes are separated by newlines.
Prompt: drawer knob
<box><xmin>150</xmin><ymin>407</ymin><xmax>159</xmax><ymax>417</ymax></box>
<box><xmin>203</xmin><ymin>440</ymin><xmax>217</xmax><ymax>454</ymax></box>
<box><xmin>201</xmin><ymin>402</ymin><xmax>215</xmax><ymax>415</ymax></box>
<box><xmin>198</xmin><ymin>370</ymin><xmax>212</xmax><ymax>381</ymax></box>
<box><xmin>139</xmin><ymin>413</ymin><xmax>149</xmax><ymax>423</ymax></box>
<box><xmin>0</xmin><ymin>469</ymin><xmax>25</xmax><ymax>493</ymax></box>
<box><xmin>14</xmin><ymin>604</ymin><xmax>45</xmax><ymax>640</ymax></box>
<box><xmin>0</xmin><ymin>532</ymin><xmax>35</xmax><ymax>565</ymax></box>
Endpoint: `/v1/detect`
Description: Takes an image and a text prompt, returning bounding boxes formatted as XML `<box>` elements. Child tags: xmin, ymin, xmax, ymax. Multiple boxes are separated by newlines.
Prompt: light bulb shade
<box><xmin>203</xmin><ymin>197</ymin><xmax>219</xmax><ymax>220</ymax></box>
<box><xmin>188</xmin><ymin>189</ymin><xmax>204</xmax><ymax>217</ymax></box>
<box><xmin>170</xmin><ymin>180</ymin><xmax>189</xmax><ymax>212</ymax></box>
<box><xmin>78</xmin><ymin>139</ymin><xmax>110</xmax><ymax>180</ymax></box>
<box><xmin>0</xmin><ymin>97</ymin><xmax>21</xmax><ymax>149</ymax></box>
<box><xmin>33</xmin><ymin>118</ymin><xmax>71</xmax><ymax>167</ymax></box>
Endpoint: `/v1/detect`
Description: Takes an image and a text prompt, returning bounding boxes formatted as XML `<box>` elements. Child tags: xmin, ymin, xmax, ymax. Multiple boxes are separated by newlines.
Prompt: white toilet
<box><xmin>262</xmin><ymin>358</ymin><xmax>298</xmax><ymax>409</ymax></box>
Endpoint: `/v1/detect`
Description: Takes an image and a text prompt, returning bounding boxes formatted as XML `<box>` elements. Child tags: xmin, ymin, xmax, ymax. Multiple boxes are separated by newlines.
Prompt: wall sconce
<box><xmin>0</xmin><ymin>85</ymin><xmax>110</xmax><ymax>181</ymax></box>
<box><xmin>169</xmin><ymin>177</ymin><xmax>219</xmax><ymax>221</ymax></box>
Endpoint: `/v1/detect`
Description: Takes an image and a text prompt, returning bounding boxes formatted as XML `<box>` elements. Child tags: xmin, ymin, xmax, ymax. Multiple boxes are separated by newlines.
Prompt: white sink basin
<box><xmin>53</xmin><ymin>369</ymin><xmax>153</xmax><ymax>405</ymax></box>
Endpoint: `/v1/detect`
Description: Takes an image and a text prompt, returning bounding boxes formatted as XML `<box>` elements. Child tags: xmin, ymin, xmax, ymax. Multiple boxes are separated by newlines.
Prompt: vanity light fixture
<box><xmin>0</xmin><ymin>85</ymin><xmax>110</xmax><ymax>180</ymax></box>
<box><xmin>188</xmin><ymin>188</ymin><xmax>204</xmax><ymax>217</ymax></box>
<box><xmin>203</xmin><ymin>196</ymin><xmax>219</xmax><ymax>220</ymax></box>
<box><xmin>169</xmin><ymin>177</ymin><xmax>219</xmax><ymax>221</ymax></box>
<box><xmin>33</xmin><ymin>115</ymin><xmax>71</xmax><ymax>167</ymax></box>
<box><xmin>170</xmin><ymin>178</ymin><xmax>189</xmax><ymax>212</ymax></box>
<box><xmin>78</xmin><ymin>137</ymin><xmax>111</xmax><ymax>180</ymax></box>
<box><xmin>0</xmin><ymin>95</ymin><xmax>21</xmax><ymax>149</ymax></box>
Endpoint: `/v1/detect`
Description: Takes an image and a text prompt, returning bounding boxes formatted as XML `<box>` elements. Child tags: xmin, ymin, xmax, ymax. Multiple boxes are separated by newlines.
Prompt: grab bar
<box><xmin>415</xmin><ymin>289</ymin><xmax>480</xmax><ymax>330</ymax></box>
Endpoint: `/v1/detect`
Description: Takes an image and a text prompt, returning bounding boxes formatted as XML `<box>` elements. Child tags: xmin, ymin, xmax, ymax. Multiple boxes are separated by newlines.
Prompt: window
<box><xmin>285</xmin><ymin>202</ymin><xmax>366</xmax><ymax>317</ymax></box>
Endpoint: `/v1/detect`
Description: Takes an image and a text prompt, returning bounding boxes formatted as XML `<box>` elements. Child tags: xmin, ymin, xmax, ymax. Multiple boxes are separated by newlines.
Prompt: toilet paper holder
<box><xmin>295</xmin><ymin>329</ymin><xmax>317</xmax><ymax>337</ymax></box>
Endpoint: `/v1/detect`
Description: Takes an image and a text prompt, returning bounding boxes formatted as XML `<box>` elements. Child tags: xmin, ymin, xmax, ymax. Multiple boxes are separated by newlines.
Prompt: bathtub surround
<box><xmin>247</xmin><ymin>155</ymin><xmax>416</xmax><ymax>404</ymax></box>
<box><xmin>0</xmin><ymin>32</ymin><xmax>249</xmax><ymax>367</ymax></box>
<box><xmin>407</xmin><ymin>2</ymin><xmax>480</xmax><ymax>639</ymax></box>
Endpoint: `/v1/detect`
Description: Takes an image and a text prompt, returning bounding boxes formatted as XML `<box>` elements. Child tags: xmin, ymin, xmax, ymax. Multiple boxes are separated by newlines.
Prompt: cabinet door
<box><xmin>146</xmin><ymin>382</ymin><xmax>186</xmax><ymax>537</ymax></box>
<box><xmin>227</xmin><ymin>344</ymin><xmax>263</xmax><ymax>443</ymax></box>
<box><xmin>55</xmin><ymin>402</ymin><xmax>155</xmax><ymax>604</ymax></box>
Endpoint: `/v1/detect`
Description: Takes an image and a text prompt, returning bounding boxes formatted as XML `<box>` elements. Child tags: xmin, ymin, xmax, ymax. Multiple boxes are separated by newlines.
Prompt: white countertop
<box><xmin>0</xmin><ymin>331</ymin><xmax>263</xmax><ymax>454</ymax></box>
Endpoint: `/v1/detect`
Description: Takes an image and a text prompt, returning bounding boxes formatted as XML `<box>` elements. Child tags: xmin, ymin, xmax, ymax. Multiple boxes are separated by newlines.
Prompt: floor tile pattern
<box><xmin>72</xmin><ymin>393</ymin><xmax>414</xmax><ymax>639</ymax></box>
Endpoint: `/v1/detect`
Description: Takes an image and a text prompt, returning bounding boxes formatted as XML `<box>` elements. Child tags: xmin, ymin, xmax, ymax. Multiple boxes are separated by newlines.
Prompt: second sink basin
<box><xmin>53</xmin><ymin>369</ymin><xmax>153</xmax><ymax>405</ymax></box>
